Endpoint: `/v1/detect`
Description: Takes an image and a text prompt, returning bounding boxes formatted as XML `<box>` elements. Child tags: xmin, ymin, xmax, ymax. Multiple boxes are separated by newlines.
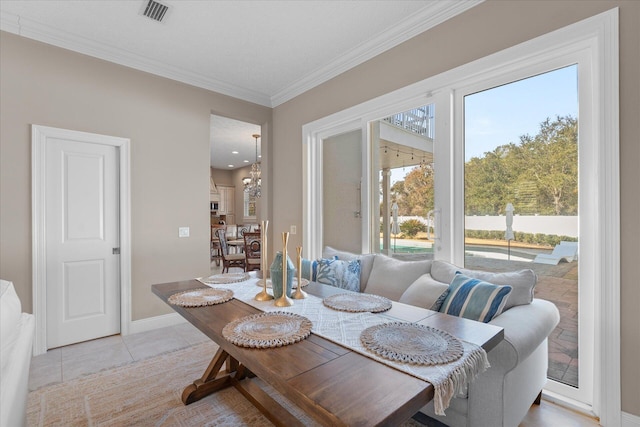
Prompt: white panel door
<box><xmin>46</xmin><ymin>137</ymin><xmax>120</xmax><ymax>348</ymax></box>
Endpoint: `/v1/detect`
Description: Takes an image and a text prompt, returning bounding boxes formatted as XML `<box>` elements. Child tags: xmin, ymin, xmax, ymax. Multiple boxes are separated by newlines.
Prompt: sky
<box><xmin>464</xmin><ymin>64</ymin><xmax>578</xmax><ymax>161</ymax></box>
<box><xmin>390</xmin><ymin>64</ymin><xmax>578</xmax><ymax>183</ymax></box>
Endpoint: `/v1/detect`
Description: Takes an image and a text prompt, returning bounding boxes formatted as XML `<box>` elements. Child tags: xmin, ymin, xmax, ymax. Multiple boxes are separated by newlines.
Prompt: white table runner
<box><xmin>198</xmin><ymin>276</ymin><xmax>489</xmax><ymax>415</ymax></box>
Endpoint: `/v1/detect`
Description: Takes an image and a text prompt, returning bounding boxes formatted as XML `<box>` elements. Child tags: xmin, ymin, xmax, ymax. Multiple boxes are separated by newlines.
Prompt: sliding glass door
<box><xmin>461</xmin><ymin>66</ymin><xmax>591</xmax><ymax>402</ymax></box>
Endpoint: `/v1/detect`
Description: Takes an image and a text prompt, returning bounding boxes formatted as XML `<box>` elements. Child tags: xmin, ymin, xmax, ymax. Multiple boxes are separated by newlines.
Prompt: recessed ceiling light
<box><xmin>243</xmin><ymin>160</ymin><xmax>249</xmax><ymax>163</ymax></box>
<box><xmin>228</xmin><ymin>164</ymin><xmax>234</xmax><ymax>168</ymax></box>
<box><xmin>232</xmin><ymin>151</ymin><xmax>239</xmax><ymax>154</ymax></box>
<box><xmin>258</xmin><ymin>155</ymin><xmax>262</xmax><ymax>158</ymax></box>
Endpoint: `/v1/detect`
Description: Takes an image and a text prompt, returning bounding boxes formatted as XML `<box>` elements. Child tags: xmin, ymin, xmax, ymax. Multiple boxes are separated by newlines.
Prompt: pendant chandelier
<box><xmin>243</xmin><ymin>133</ymin><xmax>261</xmax><ymax>198</ymax></box>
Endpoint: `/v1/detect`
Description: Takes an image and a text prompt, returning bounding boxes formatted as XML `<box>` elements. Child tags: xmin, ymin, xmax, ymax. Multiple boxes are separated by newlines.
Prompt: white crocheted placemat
<box><xmin>222</xmin><ymin>311</ymin><xmax>313</xmax><ymax>348</ymax></box>
<box><xmin>360</xmin><ymin>322</ymin><xmax>464</xmax><ymax>365</ymax></box>
<box><xmin>198</xmin><ymin>272</ymin><xmax>250</xmax><ymax>285</ymax></box>
<box><xmin>168</xmin><ymin>288</ymin><xmax>234</xmax><ymax>307</ymax></box>
<box><xmin>323</xmin><ymin>293</ymin><xmax>392</xmax><ymax>313</ymax></box>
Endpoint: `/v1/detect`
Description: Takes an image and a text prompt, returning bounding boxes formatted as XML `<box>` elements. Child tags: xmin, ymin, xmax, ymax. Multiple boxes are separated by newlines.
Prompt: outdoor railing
<box><xmin>383</xmin><ymin>105</ymin><xmax>434</xmax><ymax>139</ymax></box>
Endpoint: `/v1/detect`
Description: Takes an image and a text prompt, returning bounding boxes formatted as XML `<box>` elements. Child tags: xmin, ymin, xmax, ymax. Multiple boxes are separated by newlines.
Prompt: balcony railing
<box><xmin>383</xmin><ymin>105</ymin><xmax>434</xmax><ymax>139</ymax></box>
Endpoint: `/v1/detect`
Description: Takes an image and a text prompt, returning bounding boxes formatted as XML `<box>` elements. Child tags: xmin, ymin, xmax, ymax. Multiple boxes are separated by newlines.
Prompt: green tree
<box><xmin>388</xmin><ymin>115</ymin><xmax>577</xmax><ymax>218</ymax></box>
<box><xmin>465</xmin><ymin>145</ymin><xmax>517</xmax><ymax>215</ymax></box>
<box><xmin>400</xmin><ymin>219</ymin><xmax>427</xmax><ymax>237</ymax></box>
<box><xmin>465</xmin><ymin>115</ymin><xmax>577</xmax><ymax>215</ymax></box>
<box><xmin>391</xmin><ymin>165</ymin><xmax>434</xmax><ymax>216</ymax></box>
<box><xmin>513</xmin><ymin>116</ymin><xmax>578</xmax><ymax>215</ymax></box>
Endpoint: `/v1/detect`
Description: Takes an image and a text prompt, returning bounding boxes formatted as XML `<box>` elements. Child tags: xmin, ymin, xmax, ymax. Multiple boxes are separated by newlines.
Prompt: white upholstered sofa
<box><xmin>1</xmin><ymin>280</ymin><xmax>35</xmax><ymax>427</ymax></box>
<box><xmin>320</xmin><ymin>247</ymin><xmax>560</xmax><ymax>427</ymax></box>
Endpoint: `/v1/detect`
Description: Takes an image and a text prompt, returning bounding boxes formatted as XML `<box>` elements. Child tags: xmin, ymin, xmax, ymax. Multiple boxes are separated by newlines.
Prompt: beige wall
<box><xmin>271</xmin><ymin>0</ymin><xmax>640</xmax><ymax>416</ymax></box>
<box><xmin>0</xmin><ymin>32</ymin><xmax>271</xmax><ymax>321</ymax></box>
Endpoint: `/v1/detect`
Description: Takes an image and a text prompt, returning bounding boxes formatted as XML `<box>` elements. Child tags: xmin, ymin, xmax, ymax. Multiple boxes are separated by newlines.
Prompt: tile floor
<box><xmin>28</xmin><ymin>322</ymin><xmax>210</xmax><ymax>391</ymax></box>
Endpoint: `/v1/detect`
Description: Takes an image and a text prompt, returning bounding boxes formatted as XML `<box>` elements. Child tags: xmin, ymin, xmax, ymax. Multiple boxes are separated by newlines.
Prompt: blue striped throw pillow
<box><xmin>439</xmin><ymin>273</ymin><xmax>512</xmax><ymax>323</ymax></box>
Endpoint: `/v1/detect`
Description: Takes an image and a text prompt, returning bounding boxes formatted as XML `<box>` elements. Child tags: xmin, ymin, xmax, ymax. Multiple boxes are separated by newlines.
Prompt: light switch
<box><xmin>179</xmin><ymin>227</ymin><xmax>190</xmax><ymax>237</ymax></box>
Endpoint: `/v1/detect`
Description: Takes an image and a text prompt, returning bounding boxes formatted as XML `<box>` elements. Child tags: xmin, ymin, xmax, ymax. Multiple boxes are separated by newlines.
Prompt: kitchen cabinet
<box><xmin>217</xmin><ymin>185</ymin><xmax>235</xmax><ymax>215</ymax></box>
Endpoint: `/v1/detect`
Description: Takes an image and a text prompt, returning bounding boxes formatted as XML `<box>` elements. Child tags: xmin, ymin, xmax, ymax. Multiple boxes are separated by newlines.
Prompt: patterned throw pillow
<box><xmin>430</xmin><ymin>289</ymin><xmax>450</xmax><ymax>311</ymax></box>
<box><xmin>300</xmin><ymin>256</ymin><xmax>337</xmax><ymax>281</ymax></box>
<box><xmin>316</xmin><ymin>258</ymin><xmax>361</xmax><ymax>292</ymax></box>
<box><xmin>438</xmin><ymin>273</ymin><xmax>512</xmax><ymax>323</ymax></box>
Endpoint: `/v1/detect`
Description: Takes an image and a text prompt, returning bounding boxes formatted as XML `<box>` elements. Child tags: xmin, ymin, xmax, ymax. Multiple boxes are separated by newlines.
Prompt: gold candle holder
<box><xmin>255</xmin><ymin>220</ymin><xmax>273</xmax><ymax>301</ymax></box>
<box><xmin>274</xmin><ymin>232</ymin><xmax>293</xmax><ymax>307</ymax></box>
<box><xmin>292</xmin><ymin>246</ymin><xmax>307</xmax><ymax>299</ymax></box>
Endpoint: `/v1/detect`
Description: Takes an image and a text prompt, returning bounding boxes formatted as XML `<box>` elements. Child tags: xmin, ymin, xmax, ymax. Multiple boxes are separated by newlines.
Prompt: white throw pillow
<box><xmin>1</xmin><ymin>280</ymin><xmax>22</xmax><ymax>372</ymax></box>
<box><xmin>398</xmin><ymin>273</ymin><xmax>449</xmax><ymax>309</ymax></box>
<box><xmin>430</xmin><ymin>260</ymin><xmax>536</xmax><ymax>310</ymax></box>
<box><xmin>365</xmin><ymin>255</ymin><xmax>432</xmax><ymax>301</ymax></box>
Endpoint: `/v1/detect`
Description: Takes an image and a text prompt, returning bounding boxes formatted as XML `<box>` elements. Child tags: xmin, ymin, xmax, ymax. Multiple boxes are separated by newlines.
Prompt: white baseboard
<box><xmin>623</xmin><ymin>411</ymin><xmax>640</xmax><ymax>427</ymax></box>
<box><xmin>126</xmin><ymin>313</ymin><xmax>186</xmax><ymax>335</ymax></box>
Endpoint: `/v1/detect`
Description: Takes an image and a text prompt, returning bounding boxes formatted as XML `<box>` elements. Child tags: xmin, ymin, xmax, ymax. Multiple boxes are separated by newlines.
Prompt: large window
<box><xmin>303</xmin><ymin>10</ymin><xmax>618</xmax><ymax>421</ymax></box>
<box><xmin>371</xmin><ymin>105</ymin><xmax>435</xmax><ymax>256</ymax></box>
<box><xmin>243</xmin><ymin>191</ymin><xmax>256</xmax><ymax>220</ymax></box>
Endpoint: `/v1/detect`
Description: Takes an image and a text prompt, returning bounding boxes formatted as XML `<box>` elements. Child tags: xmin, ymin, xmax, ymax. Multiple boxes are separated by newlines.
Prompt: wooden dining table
<box><xmin>152</xmin><ymin>278</ymin><xmax>504</xmax><ymax>427</ymax></box>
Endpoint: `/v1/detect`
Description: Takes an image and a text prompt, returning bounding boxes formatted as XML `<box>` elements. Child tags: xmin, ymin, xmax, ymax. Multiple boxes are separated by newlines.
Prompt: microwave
<box><xmin>210</xmin><ymin>201</ymin><xmax>219</xmax><ymax>211</ymax></box>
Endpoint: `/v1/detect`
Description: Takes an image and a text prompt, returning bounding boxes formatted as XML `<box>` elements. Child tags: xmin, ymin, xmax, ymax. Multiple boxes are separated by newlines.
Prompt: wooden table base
<box><xmin>182</xmin><ymin>346</ymin><xmax>305</xmax><ymax>427</ymax></box>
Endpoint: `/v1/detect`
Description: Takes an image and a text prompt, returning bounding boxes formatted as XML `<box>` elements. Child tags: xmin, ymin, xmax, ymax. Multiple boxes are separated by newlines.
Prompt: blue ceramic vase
<box><xmin>270</xmin><ymin>251</ymin><xmax>295</xmax><ymax>299</ymax></box>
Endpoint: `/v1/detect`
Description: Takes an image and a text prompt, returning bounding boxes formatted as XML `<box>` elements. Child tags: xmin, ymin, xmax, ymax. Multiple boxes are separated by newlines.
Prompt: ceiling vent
<box><xmin>142</xmin><ymin>0</ymin><xmax>169</xmax><ymax>22</ymax></box>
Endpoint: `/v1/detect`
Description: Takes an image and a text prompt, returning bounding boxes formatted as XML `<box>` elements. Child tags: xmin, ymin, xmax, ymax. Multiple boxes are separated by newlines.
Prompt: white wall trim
<box><xmin>622</xmin><ymin>412</ymin><xmax>640</xmax><ymax>427</ymax></box>
<box><xmin>128</xmin><ymin>313</ymin><xmax>187</xmax><ymax>335</ymax></box>
<box><xmin>32</xmin><ymin>125</ymin><xmax>132</xmax><ymax>356</ymax></box>
<box><xmin>302</xmin><ymin>7</ymin><xmax>620</xmax><ymax>424</ymax></box>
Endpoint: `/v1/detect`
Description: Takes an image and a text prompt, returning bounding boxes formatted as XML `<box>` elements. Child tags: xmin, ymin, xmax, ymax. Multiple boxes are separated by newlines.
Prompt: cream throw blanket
<box><xmin>198</xmin><ymin>276</ymin><xmax>489</xmax><ymax>416</ymax></box>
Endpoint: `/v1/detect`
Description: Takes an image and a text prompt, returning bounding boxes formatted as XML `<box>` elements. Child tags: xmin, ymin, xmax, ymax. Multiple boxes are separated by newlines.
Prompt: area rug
<box><xmin>27</xmin><ymin>341</ymin><xmax>427</xmax><ymax>427</ymax></box>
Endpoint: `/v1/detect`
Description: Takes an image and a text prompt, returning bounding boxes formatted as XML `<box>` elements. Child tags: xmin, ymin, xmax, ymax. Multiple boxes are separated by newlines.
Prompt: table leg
<box><xmin>182</xmin><ymin>346</ymin><xmax>236</xmax><ymax>404</ymax></box>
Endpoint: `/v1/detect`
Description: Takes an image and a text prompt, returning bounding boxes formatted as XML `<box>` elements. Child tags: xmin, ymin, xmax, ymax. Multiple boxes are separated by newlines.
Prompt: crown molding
<box><xmin>270</xmin><ymin>1</ymin><xmax>483</xmax><ymax>107</ymax></box>
<box><xmin>1</xmin><ymin>1</ymin><xmax>482</xmax><ymax>108</ymax></box>
<box><xmin>0</xmin><ymin>12</ymin><xmax>273</xmax><ymax>107</ymax></box>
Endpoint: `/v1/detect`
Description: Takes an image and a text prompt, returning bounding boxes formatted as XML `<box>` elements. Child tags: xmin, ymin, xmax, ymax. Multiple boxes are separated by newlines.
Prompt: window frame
<box><xmin>302</xmin><ymin>9</ymin><xmax>619</xmax><ymax>423</ymax></box>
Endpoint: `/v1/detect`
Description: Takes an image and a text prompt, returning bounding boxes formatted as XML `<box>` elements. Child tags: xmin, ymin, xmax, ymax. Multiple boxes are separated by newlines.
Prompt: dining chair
<box><xmin>243</xmin><ymin>231</ymin><xmax>262</xmax><ymax>272</ymax></box>
<box><xmin>216</xmin><ymin>228</ymin><xmax>246</xmax><ymax>273</ymax></box>
<box><xmin>210</xmin><ymin>225</ymin><xmax>226</xmax><ymax>266</ymax></box>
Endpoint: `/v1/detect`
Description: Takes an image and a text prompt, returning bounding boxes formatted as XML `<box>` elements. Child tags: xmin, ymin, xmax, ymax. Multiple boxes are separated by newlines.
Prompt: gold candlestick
<box><xmin>274</xmin><ymin>232</ymin><xmax>293</xmax><ymax>307</ymax></box>
<box><xmin>255</xmin><ymin>220</ymin><xmax>273</xmax><ymax>301</ymax></box>
<box><xmin>292</xmin><ymin>246</ymin><xmax>307</xmax><ymax>299</ymax></box>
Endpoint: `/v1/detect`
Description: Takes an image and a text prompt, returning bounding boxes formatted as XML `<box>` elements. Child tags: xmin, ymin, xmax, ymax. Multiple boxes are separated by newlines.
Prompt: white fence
<box><xmin>395</xmin><ymin>215</ymin><xmax>578</xmax><ymax>238</ymax></box>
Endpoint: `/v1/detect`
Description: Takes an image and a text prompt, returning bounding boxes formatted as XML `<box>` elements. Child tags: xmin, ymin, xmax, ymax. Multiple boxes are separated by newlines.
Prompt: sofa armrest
<box><xmin>0</xmin><ymin>312</ymin><xmax>35</xmax><ymax>427</ymax></box>
<box><xmin>487</xmin><ymin>298</ymin><xmax>559</xmax><ymax>372</ymax></box>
